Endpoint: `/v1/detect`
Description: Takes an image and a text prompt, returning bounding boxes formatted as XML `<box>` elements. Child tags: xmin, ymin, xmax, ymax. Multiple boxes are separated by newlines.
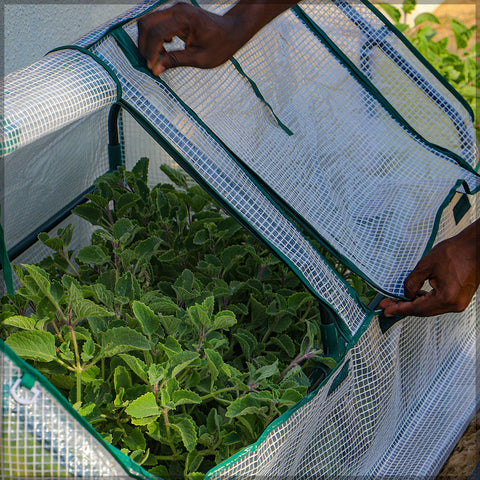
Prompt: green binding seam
<box><xmin>20</xmin><ymin>371</ymin><xmax>36</xmax><ymax>390</ymax></box>
<box><xmin>47</xmin><ymin>46</ymin><xmax>123</xmax><ymax>102</ymax></box>
<box><xmin>0</xmin><ymin>339</ymin><xmax>162</xmax><ymax>480</ymax></box>
<box><xmin>453</xmin><ymin>194</ymin><xmax>471</xmax><ymax>225</ymax></box>
<box><xmin>358</xmin><ymin>0</ymin><xmax>474</xmax><ymax>121</ymax></box>
<box><xmin>188</xmin><ymin>0</ymin><xmax>293</xmax><ymax>136</ymax></box>
<box><xmin>0</xmin><ymin>211</ymin><xmax>14</xmax><ymax>296</ymax></box>
<box><xmin>292</xmin><ymin>6</ymin><xmax>480</xmax><ymax>180</ymax></box>
<box><xmin>327</xmin><ymin>359</ymin><xmax>350</xmax><ymax>396</ymax></box>
<box><xmin>227</xmin><ymin>56</ymin><xmax>293</xmax><ymax>135</ymax></box>
<box><xmin>423</xmin><ymin>179</ymin><xmax>465</xmax><ymax>256</ymax></box>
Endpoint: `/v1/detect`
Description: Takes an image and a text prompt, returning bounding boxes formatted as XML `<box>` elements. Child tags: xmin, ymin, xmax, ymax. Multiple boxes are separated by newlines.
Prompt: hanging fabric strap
<box><xmin>0</xmin><ymin>208</ymin><xmax>14</xmax><ymax>295</ymax></box>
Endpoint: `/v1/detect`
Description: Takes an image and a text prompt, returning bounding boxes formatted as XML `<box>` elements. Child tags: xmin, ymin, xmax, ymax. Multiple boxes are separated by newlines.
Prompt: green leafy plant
<box><xmin>379</xmin><ymin>1</ymin><xmax>478</xmax><ymax>125</ymax></box>
<box><xmin>1</xmin><ymin>159</ymin><xmax>341</xmax><ymax>479</ymax></box>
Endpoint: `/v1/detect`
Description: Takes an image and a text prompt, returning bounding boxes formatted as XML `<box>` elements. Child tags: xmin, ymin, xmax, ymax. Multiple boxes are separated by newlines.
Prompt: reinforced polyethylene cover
<box><xmin>1</xmin><ymin>0</ymin><xmax>479</xmax><ymax>478</ymax></box>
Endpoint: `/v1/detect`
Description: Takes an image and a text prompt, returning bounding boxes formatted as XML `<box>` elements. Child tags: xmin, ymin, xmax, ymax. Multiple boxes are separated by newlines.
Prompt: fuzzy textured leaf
<box><xmin>6</xmin><ymin>330</ymin><xmax>56</xmax><ymax>362</ymax></box>
<box><xmin>101</xmin><ymin>327</ymin><xmax>150</xmax><ymax>357</ymax></box>
<box><xmin>125</xmin><ymin>392</ymin><xmax>160</xmax><ymax>418</ymax></box>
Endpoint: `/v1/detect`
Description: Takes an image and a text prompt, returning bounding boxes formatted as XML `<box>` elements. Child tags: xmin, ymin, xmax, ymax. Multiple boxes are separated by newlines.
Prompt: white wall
<box><xmin>4</xmin><ymin>3</ymin><xmax>137</xmax><ymax>75</ymax></box>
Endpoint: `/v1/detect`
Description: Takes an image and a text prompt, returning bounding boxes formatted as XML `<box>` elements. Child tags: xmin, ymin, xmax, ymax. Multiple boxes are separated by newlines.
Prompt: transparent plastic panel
<box><xmin>1</xmin><ymin>349</ymin><xmax>132</xmax><ymax>479</ymax></box>
<box><xmin>3</xmin><ymin>107</ymin><xmax>109</xmax><ymax>250</ymax></box>
<box><xmin>1</xmin><ymin>50</ymin><xmax>117</xmax><ymax>156</ymax></box>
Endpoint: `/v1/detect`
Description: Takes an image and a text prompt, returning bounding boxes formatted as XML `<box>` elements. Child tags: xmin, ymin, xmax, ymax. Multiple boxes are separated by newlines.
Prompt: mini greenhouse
<box><xmin>1</xmin><ymin>0</ymin><xmax>478</xmax><ymax>479</ymax></box>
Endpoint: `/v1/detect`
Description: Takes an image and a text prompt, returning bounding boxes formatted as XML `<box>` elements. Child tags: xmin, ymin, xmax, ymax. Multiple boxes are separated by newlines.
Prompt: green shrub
<box><xmin>1</xmin><ymin>160</ymin><xmax>339</xmax><ymax>479</ymax></box>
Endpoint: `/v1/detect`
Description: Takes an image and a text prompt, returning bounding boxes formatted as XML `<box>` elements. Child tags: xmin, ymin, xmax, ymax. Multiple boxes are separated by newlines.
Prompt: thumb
<box><xmin>403</xmin><ymin>258</ymin><xmax>432</xmax><ymax>299</ymax></box>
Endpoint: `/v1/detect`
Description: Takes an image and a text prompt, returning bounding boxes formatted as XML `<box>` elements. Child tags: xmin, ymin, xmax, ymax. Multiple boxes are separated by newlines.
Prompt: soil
<box><xmin>437</xmin><ymin>410</ymin><xmax>479</xmax><ymax>479</ymax></box>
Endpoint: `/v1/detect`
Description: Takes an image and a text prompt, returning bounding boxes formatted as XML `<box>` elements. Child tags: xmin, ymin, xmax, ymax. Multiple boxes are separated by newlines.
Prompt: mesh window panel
<box><xmin>3</xmin><ymin>106</ymin><xmax>109</xmax><ymax>250</ymax></box>
<box><xmin>83</xmin><ymin>1</ymin><xmax>480</xmax><ymax>299</ymax></box>
<box><xmin>1</xmin><ymin>347</ymin><xmax>135</xmax><ymax>479</ymax></box>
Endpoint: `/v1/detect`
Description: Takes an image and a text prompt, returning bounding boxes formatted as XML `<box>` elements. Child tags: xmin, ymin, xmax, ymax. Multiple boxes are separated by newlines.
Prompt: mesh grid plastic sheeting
<box><xmin>301</xmin><ymin>0</ymin><xmax>478</xmax><ymax>171</ymax></box>
<box><xmin>0</xmin><ymin>347</ymin><xmax>133</xmax><ymax>479</ymax></box>
<box><xmin>3</xmin><ymin>106</ymin><xmax>110</xmax><ymax>249</ymax></box>
<box><xmin>1</xmin><ymin>50</ymin><xmax>117</xmax><ymax>156</ymax></box>
<box><xmin>86</xmin><ymin>1</ymin><xmax>480</xmax><ymax>301</ymax></box>
<box><xmin>205</xmin><ymin>304</ymin><xmax>478</xmax><ymax>480</ymax></box>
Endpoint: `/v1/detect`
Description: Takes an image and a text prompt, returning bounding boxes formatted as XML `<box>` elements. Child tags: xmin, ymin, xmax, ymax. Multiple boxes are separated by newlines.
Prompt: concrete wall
<box><xmin>4</xmin><ymin>3</ymin><xmax>137</xmax><ymax>75</ymax></box>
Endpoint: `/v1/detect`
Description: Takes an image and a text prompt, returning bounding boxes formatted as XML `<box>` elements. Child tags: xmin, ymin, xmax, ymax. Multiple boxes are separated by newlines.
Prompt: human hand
<box><xmin>137</xmin><ymin>3</ymin><xmax>249</xmax><ymax>76</ymax></box>
<box><xmin>137</xmin><ymin>1</ymin><xmax>298</xmax><ymax>76</ymax></box>
<box><xmin>379</xmin><ymin>219</ymin><xmax>480</xmax><ymax>317</ymax></box>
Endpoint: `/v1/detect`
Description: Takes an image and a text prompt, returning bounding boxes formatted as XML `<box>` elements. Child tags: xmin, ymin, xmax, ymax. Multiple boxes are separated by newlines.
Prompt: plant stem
<box><xmin>200</xmin><ymin>387</ymin><xmax>238</xmax><ymax>401</ymax></box>
<box><xmin>261</xmin><ymin>314</ymin><xmax>284</xmax><ymax>344</ymax></box>
<box><xmin>60</xmin><ymin>249</ymin><xmax>80</xmax><ymax>276</ymax></box>
<box><xmin>54</xmin><ymin>357</ymin><xmax>76</xmax><ymax>372</ymax></box>
<box><xmin>68</xmin><ymin>324</ymin><xmax>83</xmax><ymax>403</ymax></box>
<box><xmin>76</xmin><ymin>369</ymin><xmax>82</xmax><ymax>404</ymax></box>
<box><xmin>163</xmin><ymin>409</ymin><xmax>177</xmax><ymax>456</ymax></box>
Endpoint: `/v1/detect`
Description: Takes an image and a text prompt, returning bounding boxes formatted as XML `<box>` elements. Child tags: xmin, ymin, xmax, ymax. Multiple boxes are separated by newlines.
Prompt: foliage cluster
<box><xmin>0</xmin><ymin>160</ymin><xmax>338</xmax><ymax>479</ymax></box>
<box><xmin>380</xmin><ymin>0</ymin><xmax>478</xmax><ymax>126</ymax></box>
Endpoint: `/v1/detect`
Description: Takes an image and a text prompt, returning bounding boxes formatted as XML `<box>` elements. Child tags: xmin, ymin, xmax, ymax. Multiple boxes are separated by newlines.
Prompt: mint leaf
<box><xmin>2</xmin><ymin>315</ymin><xmax>37</xmax><ymax>330</ymax></box>
<box><xmin>172</xmin><ymin>390</ymin><xmax>202</xmax><ymax>407</ymax></box>
<box><xmin>101</xmin><ymin>327</ymin><xmax>150</xmax><ymax>357</ymax></box>
<box><xmin>226</xmin><ymin>394</ymin><xmax>266</xmax><ymax>418</ymax></box>
<box><xmin>171</xmin><ymin>417</ymin><xmax>197</xmax><ymax>452</ymax></box>
<box><xmin>6</xmin><ymin>330</ymin><xmax>56</xmax><ymax>362</ymax></box>
<box><xmin>204</xmin><ymin>348</ymin><xmax>223</xmax><ymax>385</ymax></box>
<box><xmin>414</xmin><ymin>12</ymin><xmax>440</xmax><ymax>26</ymax></box>
<box><xmin>115</xmin><ymin>272</ymin><xmax>141</xmax><ymax>301</ymax></box>
<box><xmin>211</xmin><ymin>310</ymin><xmax>236</xmax><ymax>331</ymax></box>
<box><xmin>76</xmin><ymin>245</ymin><xmax>110</xmax><ymax>265</ymax></box>
<box><xmin>132</xmin><ymin>301</ymin><xmax>160</xmax><ymax>337</ymax></box>
<box><xmin>119</xmin><ymin>354</ymin><xmax>149</xmax><ymax>382</ymax></box>
<box><xmin>73</xmin><ymin>299</ymin><xmax>113</xmax><ymax>320</ymax></box>
<box><xmin>125</xmin><ymin>392</ymin><xmax>160</xmax><ymax>418</ymax></box>
<box><xmin>379</xmin><ymin>3</ymin><xmax>401</xmax><ymax>23</ymax></box>
<box><xmin>170</xmin><ymin>351</ymin><xmax>200</xmax><ymax>377</ymax></box>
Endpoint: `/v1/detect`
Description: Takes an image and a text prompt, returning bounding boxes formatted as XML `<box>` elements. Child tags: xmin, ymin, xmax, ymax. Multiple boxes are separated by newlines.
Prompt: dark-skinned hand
<box><xmin>379</xmin><ymin>219</ymin><xmax>480</xmax><ymax>317</ymax></box>
<box><xmin>137</xmin><ymin>1</ymin><xmax>297</xmax><ymax>75</ymax></box>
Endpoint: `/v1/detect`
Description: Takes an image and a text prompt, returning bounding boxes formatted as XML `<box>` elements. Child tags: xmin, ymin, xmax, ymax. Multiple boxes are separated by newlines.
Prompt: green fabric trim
<box><xmin>378</xmin><ymin>314</ymin><xmax>404</xmax><ymax>334</ymax></box>
<box><xmin>453</xmin><ymin>194</ymin><xmax>471</xmax><ymax>225</ymax></box>
<box><xmin>47</xmin><ymin>46</ymin><xmax>123</xmax><ymax>102</ymax></box>
<box><xmin>228</xmin><ymin>57</ymin><xmax>293</xmax><ymax>135</ymax></box>
<box><xmin>357</xmin><ymin>0</ymin><xmax>474</xmax><ymax>121</ymax></box>
<box><xmin>292</xmin><ymin>6</ymin><xmax>479</xmax><ymax>179</ymax></box>
<box><xmin>0</xmin><ymin>216</ymin><xmax>14</xmax><ymax>296</ymax></box>
<box><xmin>422</xmin><ymin>179</ymin><xmax>465</xmax><ymax>256</ymax></box>
<box><xmin>108</xmin><ymin>144</ymin><xmax>123</xmax><ymax>171</ymax></box>
<box><xmin>205</xmin><ymin>311</ymin><xmax>376</xmax><ymax>479</ymax></box>
<box><xmin>327</xmin><ymin>359</ymin><xmax>350</xmax><ymax>396</ymax></box>
<box><xmin>321</xmin><ymin>322</ymin><xmax>344</xmax><ymax>360</ymax></box>
<box><xmin>0</xmin><ymin>339</ymin><xmax>162</xmax><ymax>480</ymax></box>
<box><xmin>20</xmin><ymin>371</ymin><xmax>36</xmax><ymax>390</ymax></box>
